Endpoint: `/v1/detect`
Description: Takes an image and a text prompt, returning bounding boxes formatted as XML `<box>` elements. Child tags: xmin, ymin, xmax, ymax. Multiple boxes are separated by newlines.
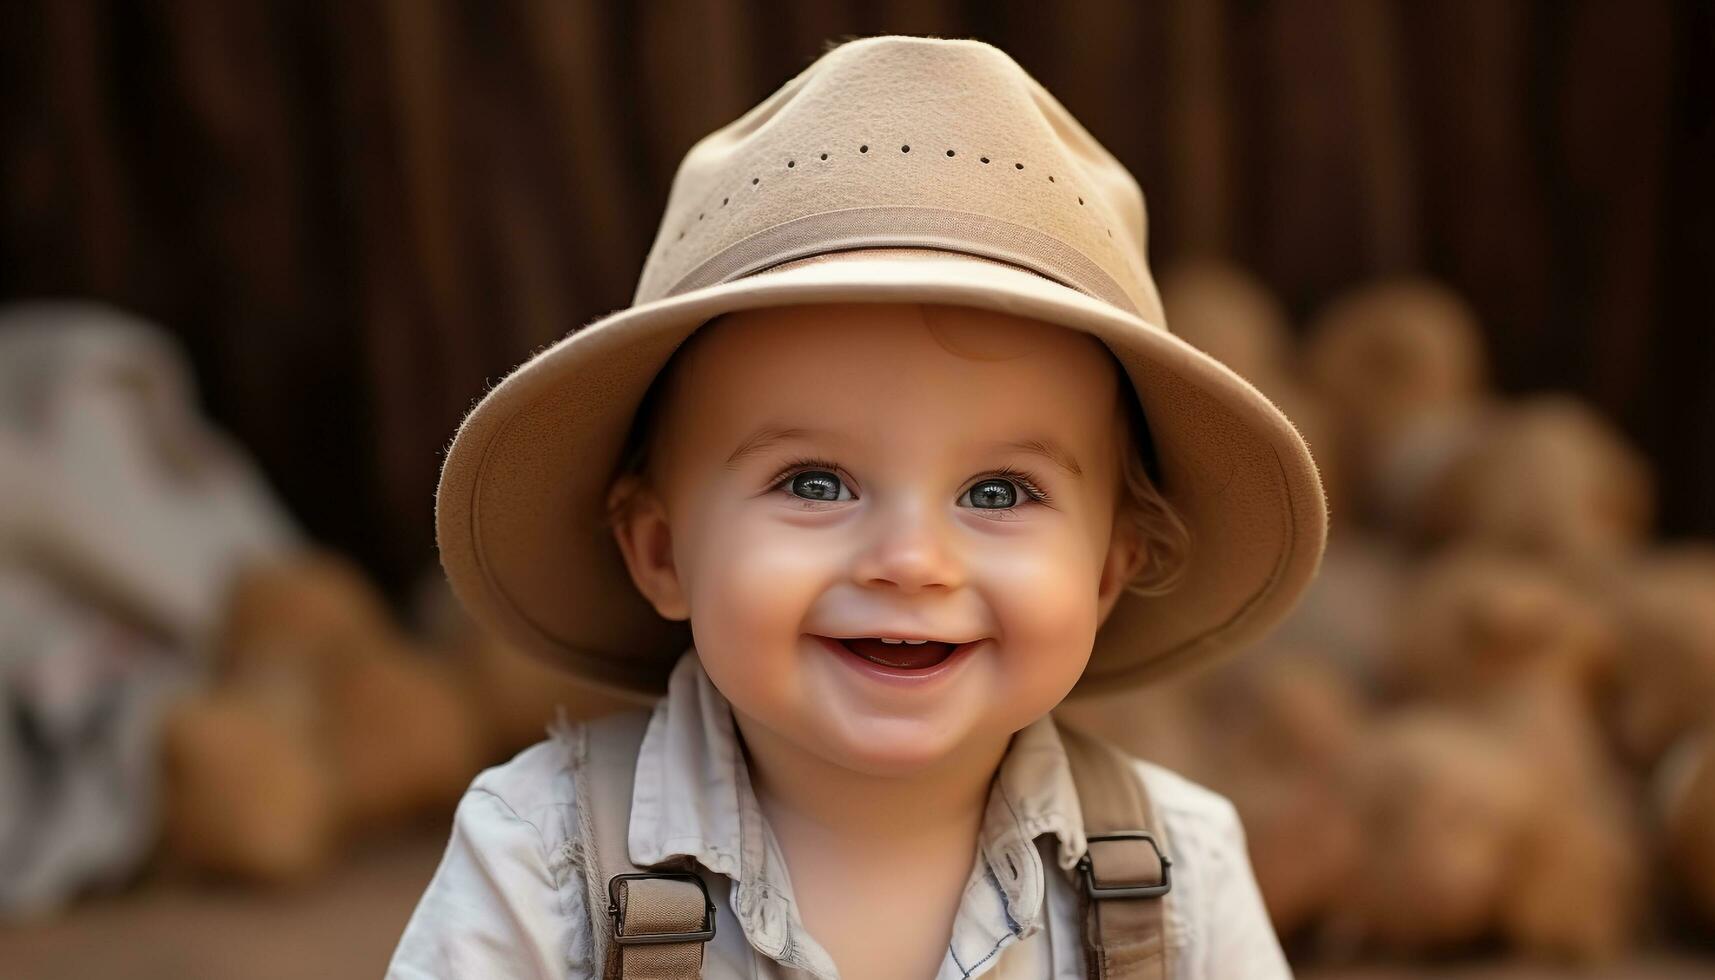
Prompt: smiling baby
<box><xmin>394</xmin><ymin>35</ymin><xmax>1326</xmax><ymax>980</ymax></box>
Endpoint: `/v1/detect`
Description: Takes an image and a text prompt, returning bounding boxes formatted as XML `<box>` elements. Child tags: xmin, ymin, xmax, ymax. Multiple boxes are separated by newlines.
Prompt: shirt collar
<box><xmin>627</xmin><ymin>649</ymin><xmax>1089</xmax><ymax>937</ymax></box>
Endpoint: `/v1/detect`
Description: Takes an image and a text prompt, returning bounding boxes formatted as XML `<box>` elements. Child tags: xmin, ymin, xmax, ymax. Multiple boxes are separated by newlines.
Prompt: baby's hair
<box><xmin>1109</xmin><ymin>373</ymin><xmax>1194</xmax><ymax>597</ymax></box>
<box><xmin>605</xmin><ymin>309</ymin><xmax>1192</xmax><ymax>598</ymax></box>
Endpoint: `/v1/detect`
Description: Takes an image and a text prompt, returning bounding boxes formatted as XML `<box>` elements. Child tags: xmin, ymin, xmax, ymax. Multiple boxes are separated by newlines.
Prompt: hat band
<box><xmin>656</xmin><ymin>205</ymin><xmax>1140</xmax><ymax>317</ymax></box>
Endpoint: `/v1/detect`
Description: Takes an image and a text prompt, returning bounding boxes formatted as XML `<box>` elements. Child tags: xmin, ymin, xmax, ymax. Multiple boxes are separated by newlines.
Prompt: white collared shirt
<box><xmin>386</xmin><ymin>653</ymin><xmax>1292</xmax><ymax>979</ymax></box>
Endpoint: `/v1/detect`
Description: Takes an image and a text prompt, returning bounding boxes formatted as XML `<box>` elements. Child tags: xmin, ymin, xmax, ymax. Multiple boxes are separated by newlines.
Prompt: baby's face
<box><xmin>612</xmin><ymin>302</ymin><xmax>1141</xmax><ymax>776</ymax></box>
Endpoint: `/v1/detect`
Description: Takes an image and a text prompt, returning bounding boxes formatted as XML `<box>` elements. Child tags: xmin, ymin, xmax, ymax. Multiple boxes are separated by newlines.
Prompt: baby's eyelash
<box><xmin>986</xmin><ymin>465</ymin><xmax>1053</xmax><ymax>505</ymax></box>
<box><xmin>766</xmin><ymin>456</ymin><xmax>845</xmax><ymax>491</ymax></box>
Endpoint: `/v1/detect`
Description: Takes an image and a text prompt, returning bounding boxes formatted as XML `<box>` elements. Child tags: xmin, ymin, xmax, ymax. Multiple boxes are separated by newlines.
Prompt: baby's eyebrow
<box><xmin>723</xmin><ymin>424</ymin><xmax>842</xmax><ymax>469</ymax></box>
<box><xmin>726</xmin><ymin>426</ymin><xmax>1085</xmax><ymax>478</ymax></box>
<box><xmin>989</xmin><ymin>437</ymin><xmax>1084</xmax><ymax>478</ymax></box>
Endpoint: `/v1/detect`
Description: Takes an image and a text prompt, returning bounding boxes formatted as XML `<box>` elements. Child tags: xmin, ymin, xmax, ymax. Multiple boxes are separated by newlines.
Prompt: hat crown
<box><xmin>634</xmin><ymin>35</ymin><xmax>1163</xmax><ymax>325</ymax></box>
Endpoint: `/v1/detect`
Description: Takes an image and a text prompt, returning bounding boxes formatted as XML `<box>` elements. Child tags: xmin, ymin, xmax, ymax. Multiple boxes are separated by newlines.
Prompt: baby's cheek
<box><xmin>982</xmin><ymin>538</ymin><xmax>1102</xmax><ymax>670</ymax></box>
<box><xmin>686</xmin><ymin>515</ymin><xmax>827</xmax><ymax>644</ymax></box>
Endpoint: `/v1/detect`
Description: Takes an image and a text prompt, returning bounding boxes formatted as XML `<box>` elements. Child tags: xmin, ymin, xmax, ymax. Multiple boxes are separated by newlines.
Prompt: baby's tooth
<box><xmin>880</xmin><ymin>637</ymin><xmax>904</xmax><ymax>644</ymax></box>
<box><xmin>905</xmin><ymin>639</ymin><xmax>926</xmax><ymax>645</ymax></box>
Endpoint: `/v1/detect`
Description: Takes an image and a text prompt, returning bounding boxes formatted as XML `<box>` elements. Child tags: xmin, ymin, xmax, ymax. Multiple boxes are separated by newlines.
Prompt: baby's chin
<box><xmin>808</xmin><ymin>711</ymin><xmax>994</xmax><ymax>778</ymax></box>
<box><xmin>794</xmin><ymin>684</ymin><xmax>1043</xmax><ymax>780</ymax></box>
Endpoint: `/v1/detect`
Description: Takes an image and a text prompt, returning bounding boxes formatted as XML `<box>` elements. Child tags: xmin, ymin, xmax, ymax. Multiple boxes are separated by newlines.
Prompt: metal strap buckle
<box><xmin>1077</xmin><ymin>831</ymin><xmax>1172</xmax><ymax>899</ymax></box>
<box><xmin>606</xmin><ymin>872</ymin><xmax>718</xmax><ymax>945</ymax></box>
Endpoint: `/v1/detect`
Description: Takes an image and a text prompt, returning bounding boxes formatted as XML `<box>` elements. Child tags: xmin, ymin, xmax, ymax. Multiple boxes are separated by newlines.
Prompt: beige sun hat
<box><xmin>435</xmin><ymin>34</ymin><xmax>1328</xmax><ymax>700</ymax></box>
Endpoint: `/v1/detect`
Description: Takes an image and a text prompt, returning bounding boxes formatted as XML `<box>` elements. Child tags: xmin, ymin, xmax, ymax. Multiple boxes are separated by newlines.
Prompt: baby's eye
<box><xmin>786</xmin><ymin>469</ymin><xmax>852</xmax><ymax>502</ymax></box>
<box><xmin>964</xmin><ymin>477</ymin><xmax>1019</xmax><ymax>509</ymax></box>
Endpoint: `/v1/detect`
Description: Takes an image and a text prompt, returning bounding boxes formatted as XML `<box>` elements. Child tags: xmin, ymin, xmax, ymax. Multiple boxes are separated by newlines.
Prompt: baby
<box><xmin>392</xmin><ymin>35</ymin><xmax>1326</xmax><ymax>980</ymax></box>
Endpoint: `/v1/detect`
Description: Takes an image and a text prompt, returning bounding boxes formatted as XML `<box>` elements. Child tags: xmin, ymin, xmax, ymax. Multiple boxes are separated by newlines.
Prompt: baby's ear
<box><xmin>1095</xmin><ymin>518</ymin><xmax>1147</xmax><ymax>626</ymax></box>
<box><xmin>606</xmin><ymin>475</ymin><xmax>690</xmax><ymax>621</ymax></box>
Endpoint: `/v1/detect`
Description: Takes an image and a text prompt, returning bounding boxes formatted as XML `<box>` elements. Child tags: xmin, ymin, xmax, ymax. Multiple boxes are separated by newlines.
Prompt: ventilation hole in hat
<box><xmin>901</xmin><ymin>144</ymin><xmax>910</xmax><ymax>153</ymax></box>
<box><xmin>980</xmin><ymin>156</ymin><xmax>990</xmax><ymax>164</ymax></box>
<box><xmin>751</xmin><ymin>177</ymin><xmax>759</xmax><ymax>185</ymax></box>
<box><xmin>820</xmin><ymin>153</ymin><xmax>828</xmax><ymax>160</ymax></box>
<box><xmin>1107</xmin><ymin>229</ymin><xmax>1113</xmax><ymax>237</ymax></box>
<box><xmin>722</xmin><ymin>197</ymin><xmax>728</xmax><ymax>206</ymax></box>
<box><xmin>787</xmin><ymin>160</ymin><xmax>795</xmax><ymax>168</ymax></box>
<box><xmin>698</xmin><ymin>213</ymin><xmax>704</xmax><ymax>220</ymax></box>
<box><xmin>946</xmin><ymin>149</ymin><xmax>955</xmax><ymax>157</ymax></box>
<box><xmin>859</xmin><ymin>144</ymin><xmax>868</xmax><ymax>153</ymax></box>
<box><xmin>1078</xmin><ymin>197</ymin><xmax>1084</xmax><ymax>205</ymax></box>
<box><xmin>1015</xmin><ymin>162</ymin><xmax>1024</xmax><ymax>170</ymax></box>
<box><xmin>1048</xmin><ymin>175</ymin><xmax>1056</xmax><ymax>182</ymax></box>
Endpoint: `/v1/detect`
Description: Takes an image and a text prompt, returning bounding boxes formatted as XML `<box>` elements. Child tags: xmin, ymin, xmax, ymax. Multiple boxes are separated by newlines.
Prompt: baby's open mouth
<box><xmin>835</xmin><ymin>636</ymin><xmax>961</xmax><ymax>670</ymax></box>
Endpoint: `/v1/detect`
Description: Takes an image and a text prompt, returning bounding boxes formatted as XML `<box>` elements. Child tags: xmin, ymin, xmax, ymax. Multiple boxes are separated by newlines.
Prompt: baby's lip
<box><xmin>813</xmin><ymin>632</ymin><xmax>985</xmax><ymax>645</ymax></box>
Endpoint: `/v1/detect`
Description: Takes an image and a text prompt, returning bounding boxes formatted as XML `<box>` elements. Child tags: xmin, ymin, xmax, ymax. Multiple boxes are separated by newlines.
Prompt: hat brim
<box><xmin>436</xmin><ymin>249</ymin><xmax>1327</xmax><ymax>700</ymax></box>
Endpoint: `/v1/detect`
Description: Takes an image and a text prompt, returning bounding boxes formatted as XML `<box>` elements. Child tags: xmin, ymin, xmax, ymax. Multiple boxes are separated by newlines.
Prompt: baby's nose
<box><xmin>851</xmin><ymin>503</ymin><xmax>966</xmax><ymax>593</ymax></box>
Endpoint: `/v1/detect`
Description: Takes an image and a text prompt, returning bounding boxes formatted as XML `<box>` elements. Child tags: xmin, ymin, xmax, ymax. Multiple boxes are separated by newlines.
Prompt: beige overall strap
<box><xmin>574</xmin><ymin>709</ymin><xmax>714</xmax><ymax>980</ymax></box>
<box><xmin>1058</xmin><ymin>722</ymin><xmax>1173</xmax><ymax>980</ymax></box>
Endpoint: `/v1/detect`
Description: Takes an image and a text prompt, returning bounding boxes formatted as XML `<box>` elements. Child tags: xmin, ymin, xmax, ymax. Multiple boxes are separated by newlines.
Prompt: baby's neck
<box><xmin>733</xmin><ymin>711</ymin><xmax>1009</xmax><ymax>854</ymax></box>
<box><xmin>733</xmin><ymin>714</ymin><xmax>1012</xmax><ymax>979</ymax></box>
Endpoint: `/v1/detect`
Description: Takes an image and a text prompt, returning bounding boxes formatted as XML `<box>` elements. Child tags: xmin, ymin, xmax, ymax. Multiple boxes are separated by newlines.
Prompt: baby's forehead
<box><xmin>655</xmin><ymin>302</ymin><xmax>1126</xmax><ymax>456</ymax></box>
<box><xmin>679</xmin><ymin>302</ymin><xmax>1117</xmax><ymax>382</ymax></box>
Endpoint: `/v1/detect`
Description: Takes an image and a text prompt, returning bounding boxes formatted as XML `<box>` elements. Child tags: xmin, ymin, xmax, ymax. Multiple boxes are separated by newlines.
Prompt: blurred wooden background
<box><xmin>1</xmin><ymin>0</ymin><xmax>1709</xmax><ymax>600</ymax></box>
